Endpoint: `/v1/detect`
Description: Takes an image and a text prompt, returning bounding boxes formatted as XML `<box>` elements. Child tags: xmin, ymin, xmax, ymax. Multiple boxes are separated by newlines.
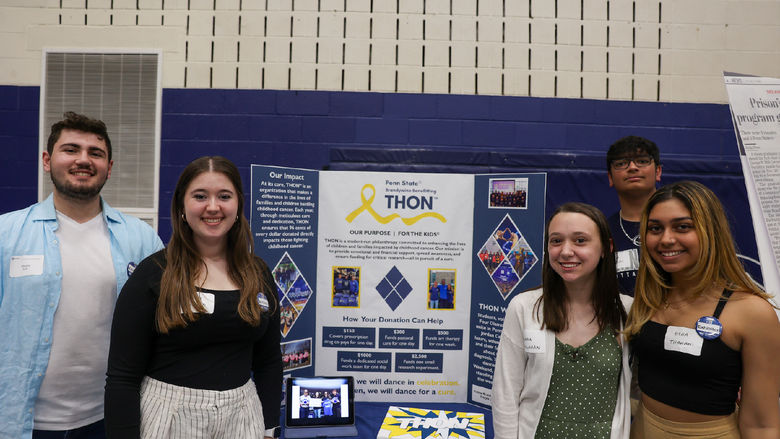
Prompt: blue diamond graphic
<box><xmin>385</xmin><ymin>292</ymin><xmax>403</xmax><ymax>311</ymax></box>
<box><xmin>385</xmin><ymin>266</ymin><xmax>403</xmax><ymax>285</ymax></box>
<box><xmin>395</xmin><ymin>278</ymin><xmax>413</xmax><ymax>299</ymax></box>
<box><xmin>376</xmin><ymin>278</ymin><xmax>393</xmax><ymax>298</ymax></box>
<box><xmin>376</xmin><ymin>266</ymin><xmax>413</xmax><ymax>310</ymax></box>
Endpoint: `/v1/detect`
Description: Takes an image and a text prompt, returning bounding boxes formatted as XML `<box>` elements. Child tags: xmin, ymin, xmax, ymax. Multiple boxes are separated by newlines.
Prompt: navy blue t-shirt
<box><xmin>608</xmin><ymin>212</ymin><xmax>640</xmax><ymax>296</ymax></box>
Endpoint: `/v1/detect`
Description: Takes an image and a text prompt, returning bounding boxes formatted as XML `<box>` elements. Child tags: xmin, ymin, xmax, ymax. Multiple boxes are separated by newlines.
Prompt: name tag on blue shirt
<box><xmin>9</xmin><ymin>255</ymin><xmax>44</xmax><ymax>277</ymax></box>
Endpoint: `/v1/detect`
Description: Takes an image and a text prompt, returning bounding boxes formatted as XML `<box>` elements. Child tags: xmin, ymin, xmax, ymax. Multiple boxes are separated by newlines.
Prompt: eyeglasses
<box><xmin>611</xmin><ymin>156</ymin><xmax>654</xmax><ymax>170</ymax></box>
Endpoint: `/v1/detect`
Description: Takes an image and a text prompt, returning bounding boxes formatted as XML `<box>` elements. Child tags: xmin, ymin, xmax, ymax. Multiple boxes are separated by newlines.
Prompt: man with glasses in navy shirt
<box><xmin>606</xmin><ymin>136</ymin><xmax>662</xmax><ymax>296</ymax></box>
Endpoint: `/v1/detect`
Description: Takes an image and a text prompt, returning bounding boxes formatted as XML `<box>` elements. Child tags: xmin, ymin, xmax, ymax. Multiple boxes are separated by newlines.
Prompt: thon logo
<box><xmin>375</xmin><ymin>266</ymin><xmax>413</xmax><ymax>311</ymax></box>
<box><xmin>378</xmin><ymin>406</ymin><xmax>485</xmax><ymax>439</ymax></box>
<box><xmin>346</xmin><ymin>184</ymin><xmax>446</xmax><ymax>225</ymax></box>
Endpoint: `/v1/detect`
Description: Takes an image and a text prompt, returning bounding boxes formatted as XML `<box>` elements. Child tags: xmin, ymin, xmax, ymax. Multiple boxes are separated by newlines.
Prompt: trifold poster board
<box><xmin>251</xmin><ymin>166</ymin><xmax>546</xmax><ymax>406</ymax></box>
<box><xmin>724</xmin><ymin>73</ymin><xmax>780</xmax><ymax>307</ymax></box>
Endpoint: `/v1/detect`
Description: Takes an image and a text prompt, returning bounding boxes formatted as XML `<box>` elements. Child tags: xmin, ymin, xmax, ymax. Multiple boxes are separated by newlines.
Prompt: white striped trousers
<box><xmin>139</xmin><ymin>376</ymin><xmax>266</xmax><ymax>439</ymax></box>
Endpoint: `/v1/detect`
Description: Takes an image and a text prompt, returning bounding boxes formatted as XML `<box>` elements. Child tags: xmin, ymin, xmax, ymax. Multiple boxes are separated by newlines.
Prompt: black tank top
<box><xmin>633</xmin><ymin>289</ymin><xmax>742</xmax><ymax>415</ymax></box>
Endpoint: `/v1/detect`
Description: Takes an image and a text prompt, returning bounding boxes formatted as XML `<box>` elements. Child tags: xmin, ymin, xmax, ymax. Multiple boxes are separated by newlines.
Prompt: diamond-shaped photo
<box><xmin>428</xmin><ymin>269</ymin><xmax>456</xmax><ymax>310</ymax></box>
<box><xmin>332</xmin><ymin>266</ymin><xmax>360</xmax><ymax>307</ymax></box>
<box><xmin>272</xmin><ymin>252</ymin><xmax>312</xmax><ymax>332</ymax></box>
<box><xmin>280</xmin><ymin>296</ymin><xmax>300</xmax><ymax>337</ymax></box>
<box><xmin>273</xmin><ymin>253</ymin><xmax>300</xmax><ymax>295</ymax></box>
<box><xmin>492</xmin><ymin>260</ymin><xmax>520</xmax><ymax>299</ymax></box>
<box><xmin>493</xmin><ymin>216</ymin><xmax>521</xmax><ymax>256</ymax></box>
<box><xmin>376</xmin><ymin>266</ymin><xmax>413</xmax><ymax>311</ymax></box>
<box><xmin>477</xmin><ymin>238</ymin><xmax>504</xmax><ymax>275</ymax></box>
<box><xmin>510</xmin><ymin>240</ymin><xmax>539</xmax><ymax>279</ymax></box>
<box><xmin>287</xmin><ymin>276</ymin><xmax>312</xmax><ymax>312</ymax></box>
<box><xmin>480</xmin><ymin>214</ymin><xmax>540</xmax><ymax>300</ymax></box>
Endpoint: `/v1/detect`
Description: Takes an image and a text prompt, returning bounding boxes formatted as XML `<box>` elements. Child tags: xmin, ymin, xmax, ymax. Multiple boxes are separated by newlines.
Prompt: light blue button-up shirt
<box><xmin>0</xmin><ymin>194</ymin><xmax>163</xmax><ymax>439</ymax></box>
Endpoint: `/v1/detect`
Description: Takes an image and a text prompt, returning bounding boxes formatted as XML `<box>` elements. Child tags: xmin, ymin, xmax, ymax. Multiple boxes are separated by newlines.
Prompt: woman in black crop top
<box><xmin>624</xmin><ymin>181</ymin><xmax>780</xmax><ymax>439</ymax></box>
<box><xmin>105</xmin><ymin>157</ymin><xmax>282</xmax><ymax>439</ymax></box>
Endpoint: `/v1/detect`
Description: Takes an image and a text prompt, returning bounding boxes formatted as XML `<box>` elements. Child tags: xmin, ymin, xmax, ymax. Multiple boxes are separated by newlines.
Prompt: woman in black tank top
<box><xmin>623</xmin><ymin>181</ymin><xmax>780</xmax><ymax>439</ymax></box>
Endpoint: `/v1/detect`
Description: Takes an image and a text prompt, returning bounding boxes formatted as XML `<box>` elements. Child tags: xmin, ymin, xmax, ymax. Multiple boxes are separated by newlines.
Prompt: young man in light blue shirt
<box><xmin>0</xmin><ymin>112</ymin><xmax>163</xmax><ymax>439</ymax></box>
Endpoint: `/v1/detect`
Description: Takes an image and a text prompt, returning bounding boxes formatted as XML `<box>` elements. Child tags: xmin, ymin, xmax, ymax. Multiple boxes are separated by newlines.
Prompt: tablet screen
<box><xmin>285</xmin><ymin>376</ymin><xmax>355</xmax><ymax>427</ymax></box>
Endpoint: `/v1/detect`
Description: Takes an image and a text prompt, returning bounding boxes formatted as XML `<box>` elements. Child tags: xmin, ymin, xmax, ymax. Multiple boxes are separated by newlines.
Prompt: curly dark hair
<box><xmin>47</xmin><ymin>111</ymin><xmax>112</xmax><ymax>161</ymax></box>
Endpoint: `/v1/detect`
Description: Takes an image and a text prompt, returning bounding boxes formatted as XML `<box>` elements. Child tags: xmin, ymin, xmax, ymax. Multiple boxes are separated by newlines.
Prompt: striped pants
<box><xmin>139</xmin><ymin>376</ymin><xmax>266</xmax><ymax>439</ymax></box>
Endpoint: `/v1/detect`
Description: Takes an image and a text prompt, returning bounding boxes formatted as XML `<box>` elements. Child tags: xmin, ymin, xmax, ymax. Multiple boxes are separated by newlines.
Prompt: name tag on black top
<box><xmin>196</xmin><ymin>292</ymin><xmax>215</xmax><ymax>314</ymax></box>
<box><xmin>664</xmin><ymin>326</ymin><xmax>703</xmax><ymax>356</ymax></box>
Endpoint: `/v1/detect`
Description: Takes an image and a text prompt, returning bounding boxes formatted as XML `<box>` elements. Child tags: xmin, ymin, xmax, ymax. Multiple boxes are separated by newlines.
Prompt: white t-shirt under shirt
<box><xmin>34</xmin><ymin>211</ymin><xmax>116</xmax><ymax>430</ymax></box>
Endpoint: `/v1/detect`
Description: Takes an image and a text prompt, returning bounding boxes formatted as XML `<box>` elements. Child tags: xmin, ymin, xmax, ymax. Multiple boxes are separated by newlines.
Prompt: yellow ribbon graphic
<box><xmin>345</xmin><ymin>184</ymin><xmax>447</xmax><ymax>225</ymax></box>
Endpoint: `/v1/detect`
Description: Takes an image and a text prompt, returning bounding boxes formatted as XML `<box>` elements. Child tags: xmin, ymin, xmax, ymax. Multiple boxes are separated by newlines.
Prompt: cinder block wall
<box><xmin>0</xmin><ymin>0</ymin><xmax>773</xmax><ymax>247</ymax></box>
<box><xmin>2</xmin><ymin>1</ymin><xmax>779</xmax><ymax>102</ymax></box>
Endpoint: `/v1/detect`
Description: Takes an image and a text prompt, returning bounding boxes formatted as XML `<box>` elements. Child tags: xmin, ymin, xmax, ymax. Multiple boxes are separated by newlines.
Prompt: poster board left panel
<box><xmin>251</xmin><ymin>165</ymin><xmax>320</xmax><ymax>376</ymax></box>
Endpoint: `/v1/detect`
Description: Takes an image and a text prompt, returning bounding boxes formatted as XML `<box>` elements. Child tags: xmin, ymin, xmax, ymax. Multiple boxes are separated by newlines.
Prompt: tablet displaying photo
<box><xmin>285</xmin><ymin>376</ymin><xmax>355</xmax><ymax>428</ymax></box>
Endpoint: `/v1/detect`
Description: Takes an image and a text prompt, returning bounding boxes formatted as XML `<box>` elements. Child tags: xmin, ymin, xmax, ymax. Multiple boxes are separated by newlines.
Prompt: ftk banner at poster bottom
<box><xmin>377</xmin><ymin>406</ymin><xmax>486</xmax><ymax>439</ymax></box>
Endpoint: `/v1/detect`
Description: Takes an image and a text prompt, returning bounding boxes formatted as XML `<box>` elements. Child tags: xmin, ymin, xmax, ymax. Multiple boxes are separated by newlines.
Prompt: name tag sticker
<box><xmin>523</xmin><ymin>329</ymin><xmax>546</xmax><ymax>354</ymax></box>
<box><xmin>197</xmin><ymin>292</ymin><xmax>215</xmax><ymax>314</ymax></box>
<box><xmin>10</xmin><ymin>255</ymin><xmax>44</xmax><ymax>277</ymax></box>
<box><xmin>664</xmin><ymin>325</ymin><xmax>703</xmax><ymax>356</ymax></box>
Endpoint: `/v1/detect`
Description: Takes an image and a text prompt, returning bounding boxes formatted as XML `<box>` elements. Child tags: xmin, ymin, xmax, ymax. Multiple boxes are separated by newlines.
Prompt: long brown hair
<box><xmin>535</xmin><ymin>202</ymin><xmax>626</xmax><ymax>333</ymax></box>
<box><xmin>157</xmin><ymin>156</ymin><xmax>276</xmax><ymax>333</ymax></box>
<box><xmin>625</xmin><ymin>180</ymin><xmax>769</xmax><ymax>338</ymax></box>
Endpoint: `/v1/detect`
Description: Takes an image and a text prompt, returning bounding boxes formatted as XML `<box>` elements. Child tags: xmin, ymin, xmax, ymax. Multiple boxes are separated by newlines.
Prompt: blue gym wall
<box><xmin>0</xmin><ymin>85</ymin><xmax>759</xmax><ymax>280</ymax></box>
<box><xmin>1</xmin><ymin>86</ymin><xmax>39</xmax><ymax>213</ymax></box>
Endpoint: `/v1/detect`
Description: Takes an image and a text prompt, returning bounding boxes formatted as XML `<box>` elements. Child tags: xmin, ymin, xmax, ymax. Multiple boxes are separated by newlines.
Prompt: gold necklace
<box><xmin>662</xmin><ymin>298</ymin><xmax>683</xmax><ymax>310</ymax></box>
<box><xmin>663</xmin><ymin>292</ymin><xmax>707</xmax><ymax>310</ymax></box>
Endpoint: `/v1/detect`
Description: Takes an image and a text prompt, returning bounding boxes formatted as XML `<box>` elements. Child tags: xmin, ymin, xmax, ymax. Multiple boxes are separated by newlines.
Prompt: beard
<box><xmin>50</xmin><ymin>168</ymin><xmax>108</xmax><ymax>201</ymax></box>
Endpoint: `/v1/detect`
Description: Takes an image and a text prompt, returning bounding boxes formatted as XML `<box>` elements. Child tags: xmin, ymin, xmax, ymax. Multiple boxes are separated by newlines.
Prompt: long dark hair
<box><xmin>157</xmin><ymin>156</ymin><xmax>276</xmax><ymax>333</ymax></box>
<box><xmin>535</xmin><ymin>202</ymin><xmax>626</xmax><ymax>332</ymax></box>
